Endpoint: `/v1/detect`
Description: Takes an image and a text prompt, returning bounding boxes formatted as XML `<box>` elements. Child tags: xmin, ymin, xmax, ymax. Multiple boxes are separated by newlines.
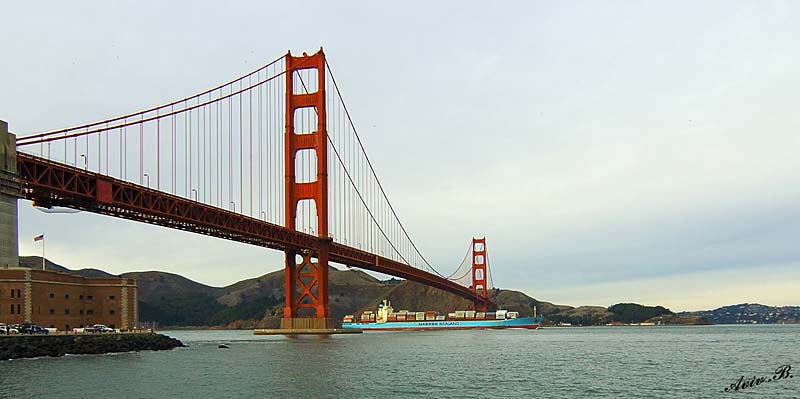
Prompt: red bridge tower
<box><xmin>281</xmin><ymin>49</ymin><xmax>332</xmax><ymax>330</ymax></box>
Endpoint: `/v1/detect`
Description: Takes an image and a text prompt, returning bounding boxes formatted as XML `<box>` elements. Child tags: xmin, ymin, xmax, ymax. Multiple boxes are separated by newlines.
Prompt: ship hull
<box><xmin>342</xmin><ymin>316</ymin><xmax>542</xmax><ymax>331</ymax></box>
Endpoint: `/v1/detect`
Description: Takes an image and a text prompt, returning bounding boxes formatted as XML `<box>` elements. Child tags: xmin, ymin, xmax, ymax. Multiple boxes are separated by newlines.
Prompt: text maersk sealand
<box><xmin>342</xmin><ymin>300</ymin><xmax>543</xmax><ymax>331</ymax></box>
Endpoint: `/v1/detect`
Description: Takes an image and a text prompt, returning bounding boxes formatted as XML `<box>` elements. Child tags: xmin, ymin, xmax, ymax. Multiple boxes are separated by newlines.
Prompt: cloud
<box><xmin>5</xmin><ymin>1</ymin><xmax>800</xmax><ymax>309</ymax></box>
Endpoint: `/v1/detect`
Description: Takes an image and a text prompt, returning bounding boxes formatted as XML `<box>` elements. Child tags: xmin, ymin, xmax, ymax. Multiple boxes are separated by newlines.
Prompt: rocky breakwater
<box><xmin>0</xmin><ymin>333</ymin><xmax>185</xmax><ymax>360</ymax></box>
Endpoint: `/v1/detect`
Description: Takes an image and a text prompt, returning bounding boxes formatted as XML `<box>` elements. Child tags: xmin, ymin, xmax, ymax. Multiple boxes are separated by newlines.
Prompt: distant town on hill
<box><xmin>17</xmin><ymin>256</ymin><xmax>799</xmax><ymax>328</ymax></box>
<box><xmin>679</xmin><ymin>304</ymin><xmax>800</xmax><ymax>324</ymax></box>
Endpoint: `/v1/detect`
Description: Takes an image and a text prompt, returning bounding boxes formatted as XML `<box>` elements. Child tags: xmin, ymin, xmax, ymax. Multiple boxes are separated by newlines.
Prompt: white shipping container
<box><xmin>466</xmin><ymin>311</ymin><xmax>476</xmax><ymax>318</ymax></box>
<box><xmin>447</xmin><ymin>313</ymin><xmax>457</xmax><ymax>318</ymax></box>
<box><xmin>435</xmin><ymin>316</ymin><xmax>445</xmax><ymax>321</ymax></box>
<box><xmin>496</xmin><ymin>310</ymin><xmax>508</xmax><ymax>319</ymax></box>
<box><xmin>416</xmin><ymin>312</ymin><xmax>425</xmax><ymax>320</ymax></box>
<box><xmin>455</xmin><ymin>311</ymin><xmax>466</xmax><ymax>317</ymax></box>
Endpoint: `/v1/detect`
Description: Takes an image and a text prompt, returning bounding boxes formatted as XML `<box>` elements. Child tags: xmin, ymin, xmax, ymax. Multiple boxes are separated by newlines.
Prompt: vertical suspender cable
<box><xmin>157</xmin><ymin>111</ymin><xmax>160</xmax><ymax>190</ymax></box>
<box><xmin>249</xmin><ymin>76</ymin><xmax>253</xmax><ymax>216</ymax></box>
<box><xmin>239</xmin><ymin>81</ymin><xmax>244</xmax><ymax>215</ymax></box>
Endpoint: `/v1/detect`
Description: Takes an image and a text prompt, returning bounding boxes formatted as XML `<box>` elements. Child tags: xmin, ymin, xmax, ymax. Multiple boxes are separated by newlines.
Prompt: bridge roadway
<box><xmin>16</xmin><ymin>152</ymin><xmax>489</xmax><ymax>305</ymax></box>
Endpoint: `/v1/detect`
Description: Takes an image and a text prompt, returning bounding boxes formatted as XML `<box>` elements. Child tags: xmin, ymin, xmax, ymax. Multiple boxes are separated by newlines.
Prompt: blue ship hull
<box><xmin>342</xmin><ymin>316</ymin><xmax>543</xmax><ymax>331</ymax></box>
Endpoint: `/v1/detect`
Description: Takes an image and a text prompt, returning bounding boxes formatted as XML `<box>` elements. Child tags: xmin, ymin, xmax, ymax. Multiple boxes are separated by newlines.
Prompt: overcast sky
<box><xmin>2</xmin><ymin>1</ymin><xmax>799</xmax><ymax>311</ymax></box>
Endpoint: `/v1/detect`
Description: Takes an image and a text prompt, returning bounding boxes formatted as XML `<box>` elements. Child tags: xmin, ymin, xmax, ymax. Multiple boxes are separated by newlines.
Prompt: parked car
<box><xmin>86</xmin><ymin>324</ymin><xmax>114</xmax><ymax>333</ymax></box>
<box><xmin>0</xmin><ymin>323</ymin><xmax>19</xmax><ymax>335</ymax></box>
<box><xmin>18</xmin><ymin>323</ymin><xmax>49</xmax><ymax>334</ymax></box>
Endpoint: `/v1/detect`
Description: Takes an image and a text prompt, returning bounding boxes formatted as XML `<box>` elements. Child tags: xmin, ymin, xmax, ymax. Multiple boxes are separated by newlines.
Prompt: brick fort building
<box><xmin>0</xmin><ymin>267</ymin><xmax>138</xmax><ymax>331</ymax></box>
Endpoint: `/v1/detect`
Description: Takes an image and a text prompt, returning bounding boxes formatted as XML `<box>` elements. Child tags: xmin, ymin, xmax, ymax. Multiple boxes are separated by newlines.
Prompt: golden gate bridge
<box><xmin>2</xmin><ymin>48</ymin><xmax>495</xmax><ymax>331</ymax></box>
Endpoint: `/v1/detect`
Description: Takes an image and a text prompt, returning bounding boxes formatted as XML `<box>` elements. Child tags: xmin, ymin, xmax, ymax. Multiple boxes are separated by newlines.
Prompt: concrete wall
<box><xmin>0</xmin><ymin>120</ymin><xmax>19</xmax><ymax>268</ymax></box>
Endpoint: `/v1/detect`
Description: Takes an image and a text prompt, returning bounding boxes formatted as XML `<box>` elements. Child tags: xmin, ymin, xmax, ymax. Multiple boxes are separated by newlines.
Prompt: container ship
<box><xmin>341</xmin><ymin>300</ymin><xmax>543</xmax><ymax>331</ymax></box>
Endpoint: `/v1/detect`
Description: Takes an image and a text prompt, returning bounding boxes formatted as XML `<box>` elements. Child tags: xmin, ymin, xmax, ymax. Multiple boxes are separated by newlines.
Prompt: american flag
<box><xmin>33</xmin><ymin>234</ymin><xmax>44</xmax><ymax>242</ymax></box>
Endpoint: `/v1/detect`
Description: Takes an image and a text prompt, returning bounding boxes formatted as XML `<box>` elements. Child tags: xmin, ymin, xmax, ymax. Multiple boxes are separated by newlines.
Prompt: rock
<box><xmin>0</xmin><ymin>333</ymin><xmax>185</xmax><ymax>361</ymax></box>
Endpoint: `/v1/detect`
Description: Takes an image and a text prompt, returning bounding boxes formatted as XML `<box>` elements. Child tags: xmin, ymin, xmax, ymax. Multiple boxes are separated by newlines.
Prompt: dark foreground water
<box><xmin>1</xmin><ymin>325</ymin><xmax>798</xmax><ymax>398</ymax></box>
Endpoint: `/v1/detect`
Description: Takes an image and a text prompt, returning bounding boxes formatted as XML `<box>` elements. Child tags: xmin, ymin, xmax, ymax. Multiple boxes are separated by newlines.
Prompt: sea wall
<box><xmin>0</xmin><ymin>333</ymin><xmax>184</xmax><ymax>360</ymax></box>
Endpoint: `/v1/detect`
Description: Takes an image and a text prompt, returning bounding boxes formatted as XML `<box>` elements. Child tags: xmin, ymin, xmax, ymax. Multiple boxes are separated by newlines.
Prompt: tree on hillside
<box><xmin>608</xmin><ymin>303</ymin><xmax>672</xmax><ymax>323</ymax></box>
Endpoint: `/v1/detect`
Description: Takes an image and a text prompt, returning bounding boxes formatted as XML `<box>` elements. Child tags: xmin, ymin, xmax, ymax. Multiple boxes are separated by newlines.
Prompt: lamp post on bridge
<box><xmin>143</xmin><ymin>173</ymin><xmax>150</xmax><ymax>189</ymax></box>
<box><xmin>230</xmin><ymin>201</ymin><xmax>236</xmax><ymax>213</ymax></box>
<box><xmin>79</xmin><ymin>154</ymin><xmax>87</xmax><ymax>171</ymax></box>
<box><xmin>191</xmin><ymin>188</ymin><xmax>197</xmax><ymax>202</ymax></box>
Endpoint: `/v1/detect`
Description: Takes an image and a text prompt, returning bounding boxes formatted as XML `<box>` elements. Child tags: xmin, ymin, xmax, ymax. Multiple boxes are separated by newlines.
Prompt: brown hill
<box><xmin>20</xmin><ymin>256</ymin><xmax>115</xmax><ymax>278</ymax></box>
<box><xmin>254</xmin><ymin>266</ymin><xmax>398</xmax><ymax>328</ymax></box>
<box><xmin>18</xmin><ymin>256</ymin><xmax>668</xmax><ymax>328</ymax></box>
<box><xmin>124</xmin><ymin>270</ymin><xmax>223</xmax><ymax>303</ymax></box>
<box><xmin>357</xmin><ymin>280</ymin><xmax>473</xmax><ymax>314</ymax></box>
<box><xmin>493</xmin><ymin>289</ymin><xmax>572</xmax><ymax>317</ymax></box>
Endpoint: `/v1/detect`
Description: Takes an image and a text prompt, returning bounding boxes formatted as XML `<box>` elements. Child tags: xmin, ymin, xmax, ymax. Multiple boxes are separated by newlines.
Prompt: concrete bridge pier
<box><xmin>0</xmin><ymin>120</ymin><xmax>20</xmax><ymax>268</ymax></box>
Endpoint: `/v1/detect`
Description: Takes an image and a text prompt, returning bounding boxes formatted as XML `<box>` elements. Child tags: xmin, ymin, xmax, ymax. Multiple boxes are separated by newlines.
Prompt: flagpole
<box><xmin>41</xmin><ymin>235</ymin><xmax>45</xmax><ymax>271</ymax></box>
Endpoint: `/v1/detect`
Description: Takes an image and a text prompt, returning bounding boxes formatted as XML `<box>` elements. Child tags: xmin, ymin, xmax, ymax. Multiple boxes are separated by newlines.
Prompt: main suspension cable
<box><xmin>324</xmin><ymin>59</ymin><xmax>447</xmax><ymax>278</ymax></box>
<box><xmin>295</xmin><ymin>71</ymin><xmax>419</xmax><ymax>270</ymax></box>
<box><xmin>17</xmin><ymin>56</ymin><xmax>286</xmax><ymax>143</ymax></box>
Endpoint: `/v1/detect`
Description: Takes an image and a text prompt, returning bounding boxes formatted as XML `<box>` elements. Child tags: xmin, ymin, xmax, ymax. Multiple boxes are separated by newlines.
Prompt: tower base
<box><xmin>280</xmin><ymin>317</ymin><xmax>334</xmax><ymax>330</ymax></box>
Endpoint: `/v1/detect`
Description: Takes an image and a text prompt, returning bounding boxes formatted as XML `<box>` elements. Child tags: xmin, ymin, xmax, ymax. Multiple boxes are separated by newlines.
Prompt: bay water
<box><xmin>1</xmin><ymin>325</ymin><xmax>798</xmax><ymax>398</ymax></box>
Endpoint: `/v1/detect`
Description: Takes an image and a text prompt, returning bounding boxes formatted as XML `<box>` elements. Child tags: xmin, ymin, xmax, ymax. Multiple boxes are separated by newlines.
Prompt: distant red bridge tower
<box><xmin>471</xmin><ymin>237</ymin><xmax>489</xmax><ymax>312</ymax></box>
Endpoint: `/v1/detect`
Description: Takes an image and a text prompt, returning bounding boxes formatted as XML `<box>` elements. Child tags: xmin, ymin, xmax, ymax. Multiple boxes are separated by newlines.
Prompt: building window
<box><xmin>65</xmin><ymin>294</ymin><xmax>70</xmax><ymax>300</ymax></box>
<box><xmin>109</xmin><ymin>310</ymin><xmax>115</xmax><ymax>315</ymax></box>
<box><xmin>109</xmin><ymin>295</ymin><xmax>115</xmax><ymax>300</ymax></box>
<box><xmin>49</xmin><ymin>293</ymin><xmax>55</xmax><ymax>299</ymax></box>
<box><xmin>10</xmin><ymin>289</ymin><xmax>13</xmax><ymax>298</ymax></box>
<box><xmin>49</xmin><ymin>309</ymin><xmax>55</xmax><ymax>315</ymax></box>
<box><xmin>87</xmin><ymin>295</ymin><xmax>94</xmax><ymax>300</ymax></box>
<box><xmin>17</xmin><ymin>289</ymin><xmax>20</xmax><ymax>298</ymax></box>
<box><xmin>10</xmin><ymin>304</ymin><xmax>13</xmax><ymax>314</ymax></box>
<box><xmin>65</xmin><ymin>309</ymin><xmax>70</xmax><ymax>315</ymax></box>
<box><xmin>87</xmin><ymin>309</ymin><xmax>94</xmax><ymax>315</ymax></box>
<box><xmin>17</xmin><ymin>304</ymin><xmax>20</xmax><ymax>314</ymax></box>
<box><xmin>79</xmin><ymin>309</ymin><xmax>84</xmax><ymax>315</ymax></box>
<box><xmin>79</xmin><ymin>295</ymin><xmax>84</xmax><ymax>300</ymax></box>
